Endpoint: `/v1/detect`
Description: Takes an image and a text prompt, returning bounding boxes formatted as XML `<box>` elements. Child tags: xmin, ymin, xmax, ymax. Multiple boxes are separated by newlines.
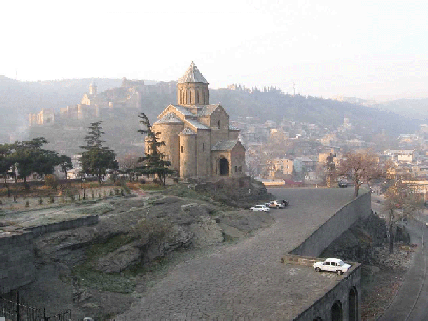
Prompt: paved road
<box><xmin>377</xmin><ymin>220</ymin><xmax>425</xmax><ymax>321</ymax></box>
<box><xmin>117</xmin><ymin>188</ymin><xmax>354</xmax><ymax>321</ymax></box>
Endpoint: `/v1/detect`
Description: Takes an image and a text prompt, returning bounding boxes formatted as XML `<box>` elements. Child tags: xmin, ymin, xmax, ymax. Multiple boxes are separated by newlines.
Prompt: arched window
<box><xmin>218</xmin><ymin>120</ymin><xmax>220</xmax><ymax>129</ymax></box>
<box><xmin>196</xmin><ymin>91</ymin><xmax>199</xmax><ymax>104</ymax></box>
<box><xmin>349</xmin><ymin>287</ymin><xmax>358</xmax><ymax>321</ymax></box>
<box><xmin>181</xmin><ymin>146</ymin><xmax>184</xmax><ymax>153</ymax></box>
<box><xmin>331</xmin><ymin>301</ymin><xmax>343</xmax><ymax>321</ymax></box>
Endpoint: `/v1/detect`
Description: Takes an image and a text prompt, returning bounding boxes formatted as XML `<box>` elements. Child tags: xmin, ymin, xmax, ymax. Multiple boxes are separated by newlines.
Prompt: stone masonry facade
<box><xmin>151</xmin><ymin>62</ymin><xmax>246</xmax><ymax>179</ymax></box>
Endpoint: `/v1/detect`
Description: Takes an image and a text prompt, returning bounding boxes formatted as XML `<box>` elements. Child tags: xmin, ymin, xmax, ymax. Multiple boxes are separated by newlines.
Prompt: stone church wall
<box><xmin>180</xmin><ymin>133</ymin><xmax>197</xmax><ymax>178</ymax></box>
<box><xmin>209</xmin><ymin>109</ymin><xmax>230</xmax><ymax>147</ymax></box>
<box><xmin>196</xmin><ymin>130</ymin><xmax>211</xmax><ymax>177</ymax></box>
<box><xmin>228</xmin><ymin>130</ymin><xmax>240</xmax><ymax>141</ymax></box>
<box><xmin>230</xmin><ymin>145</ymin><xmax>246</xmax><ymax>177</ymax></box>
<box><xmin>154</xmin><ymin>122</ymin><xmax>183</xmax><ymax>172</ymax></box>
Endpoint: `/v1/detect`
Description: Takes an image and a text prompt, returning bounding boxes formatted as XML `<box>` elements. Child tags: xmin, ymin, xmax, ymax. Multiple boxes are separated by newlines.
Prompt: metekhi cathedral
<box><xmin>151</xmin><ymin>62</ymin><xmax>246</xmax><ymax>179</ymax></box>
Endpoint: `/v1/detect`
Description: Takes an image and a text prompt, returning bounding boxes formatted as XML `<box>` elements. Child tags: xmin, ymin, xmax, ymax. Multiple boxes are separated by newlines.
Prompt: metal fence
<box><xmin>0</xmin><ymin>292</ymin><xmax>71</xmax><ymax>321</ymax></box>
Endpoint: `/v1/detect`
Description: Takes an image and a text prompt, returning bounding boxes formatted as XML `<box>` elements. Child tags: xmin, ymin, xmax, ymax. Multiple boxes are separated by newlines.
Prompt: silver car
<box><xmin>250</xmin><ymin>205</ymin><xmax>270</xmax><ymax>212</ymax></box>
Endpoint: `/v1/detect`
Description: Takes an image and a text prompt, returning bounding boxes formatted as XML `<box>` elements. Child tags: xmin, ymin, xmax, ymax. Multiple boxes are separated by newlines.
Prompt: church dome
<box><xmin>178</xmin><ymin>61</ymin><xmax>208</xmax><ymax>84</ymax></box>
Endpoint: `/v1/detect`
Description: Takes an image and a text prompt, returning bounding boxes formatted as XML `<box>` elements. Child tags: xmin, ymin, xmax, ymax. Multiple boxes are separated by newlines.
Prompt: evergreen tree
<box><xmin>137</xmin><ymin>113</ymin><xmax>174</xmax><ymax>185</ymax></box>
<box><xmin>80</xmin><ymin>121</ymin><xmax>118</xmax><ymax>184</ymax></box>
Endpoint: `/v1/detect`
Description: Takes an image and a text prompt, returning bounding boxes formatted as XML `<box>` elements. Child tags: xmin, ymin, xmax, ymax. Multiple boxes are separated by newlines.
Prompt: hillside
<box><xmin>0</xmin><ymin>77</ymin><xmax>422</xmax><ymax>145</ymax></box>
<box><xmin>210</xmin><ymin>89</ymin><xmax>421</xmax><ymax>136</ymax></box>
<box><xmin>376</xmin><ymin>98</ymin><xmax>428</xmax><ymax>121</ymax></box>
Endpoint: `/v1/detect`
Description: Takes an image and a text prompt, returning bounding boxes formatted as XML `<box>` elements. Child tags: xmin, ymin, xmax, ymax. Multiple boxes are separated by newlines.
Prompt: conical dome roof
<box><xmin>178</xmin><ymin>61</ymin><xmax>208</xmax><ymax>84</ymax></box>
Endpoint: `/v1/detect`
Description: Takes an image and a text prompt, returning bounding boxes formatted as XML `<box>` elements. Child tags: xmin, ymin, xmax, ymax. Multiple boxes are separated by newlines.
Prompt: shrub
<box><xmin>44</xmin><ymin>174</ymin><xmax>59</xmax><ymax>190</ymax></box>
<box><xmin>132</xmin><ymin>218</ymin><xmax>172</xmax><ymax>242</ymax></box>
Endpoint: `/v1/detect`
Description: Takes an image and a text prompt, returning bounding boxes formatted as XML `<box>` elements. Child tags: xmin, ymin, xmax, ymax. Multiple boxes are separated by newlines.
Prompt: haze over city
<box><xmin>2</xmin><ymin>0</ymin><xmax>428</xmax><ymax>101</ymax></box>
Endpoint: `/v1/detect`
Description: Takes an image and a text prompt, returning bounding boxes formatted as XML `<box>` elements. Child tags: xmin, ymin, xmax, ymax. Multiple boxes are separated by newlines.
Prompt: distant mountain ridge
<box><xmin>376</xmin><ymin>98</ymin><xmax>428</xmax><ymax>120</ymax></box>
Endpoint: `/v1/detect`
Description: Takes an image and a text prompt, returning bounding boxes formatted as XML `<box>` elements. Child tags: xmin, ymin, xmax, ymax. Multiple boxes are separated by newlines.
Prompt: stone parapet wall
<box><xmin>0</xmin><ymin>232</ymin><xmax>35</xmax><ymax>294</ymax></box>
<box><xmin>291</xmin><ymin>192</ymin><xmax>371</xmax><ymax>257</ymax></box>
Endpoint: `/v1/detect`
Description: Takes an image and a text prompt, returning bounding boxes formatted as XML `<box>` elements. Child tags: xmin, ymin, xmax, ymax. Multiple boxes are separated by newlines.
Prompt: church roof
<box><xmin>171</xmin><ymin>105</ymin><xmax>194</xmax><ymax>117</ymax></box>
<box><xmin>211</xmin><ymin>140</ymin><xmax>240</xmax><ymax>151</ymax></box>
<box><xmin>180</xmin><ymin>127</ymin><xmax>196</xmax><ymax>135</ymax></box>
<box><xmin>185</xmin><ymin>119</ymin><xmax>210</xmax><ymax>130</ymax></box>
<box><xmin>154</xmin><ymin>113</ymin><xmax>183</xmax><ymax>124</ymax></box>
<box><xmin>197</xmin><ymin>104</ymin><xmax>221</xmax><ymax>116</ymax></box>
<box><xmin>178</xmin><ymin>61</ymin><xmax>208</xmax><ymax>84</ymax></box>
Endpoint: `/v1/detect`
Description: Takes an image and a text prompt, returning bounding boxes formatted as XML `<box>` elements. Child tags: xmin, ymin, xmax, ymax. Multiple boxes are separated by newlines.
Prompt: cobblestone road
<box><xmin>117</xmin><ymin>188</ymin><xmax>354</xmax><ymax>320</ymax></box>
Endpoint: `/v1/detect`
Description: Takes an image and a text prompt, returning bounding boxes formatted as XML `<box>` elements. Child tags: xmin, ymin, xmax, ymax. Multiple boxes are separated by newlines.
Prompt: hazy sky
<box><xmin>1</xmin><ymin>0</ymin><xmax>428</xmax><ymax>101</ymax></box>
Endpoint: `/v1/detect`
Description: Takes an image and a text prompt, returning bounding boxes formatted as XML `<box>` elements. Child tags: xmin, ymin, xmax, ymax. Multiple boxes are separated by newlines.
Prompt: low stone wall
<box><xmin>0</xmin><ymin>232</ymin><xmax>35</xmax><ymax>294</ymax></box>
<box><xmin>0</xmin><ymin>215</ymin><xmax>99</xmax><ymax>294</ymax></box>
<box><xmin>291</xmin><ymin>192</ymin><xmax>371</xmax><ymax>257</ymax></box>
<box><xmin>281</xmin><ymin>253</ymin><xmax>319</xmax><ymax>266</ymax></box>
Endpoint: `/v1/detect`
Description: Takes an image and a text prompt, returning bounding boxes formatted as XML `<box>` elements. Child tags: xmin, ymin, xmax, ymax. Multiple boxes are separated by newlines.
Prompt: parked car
<box><xmin>313</xmin><ymin>258</ymin><xmax>351</xmax><ymax>275</ymax></box>
<box><xmin>268</xmin><ymin>200</ymin><xmax>289</xmax><ymax>208</ymax></box>
<box><xmin>338</xmin><ymin>181</ymin><xmax>348</xmax><ymax>188</ymax></box>
<box><xmin>267</xmin><ymin>200</ymin><xmax>284</xmax><ymax>209</ymax></box>
<box><xmin>250</xmin><ymin>205</ymin><xmax>270</xmax><ymax>212</ymax></box>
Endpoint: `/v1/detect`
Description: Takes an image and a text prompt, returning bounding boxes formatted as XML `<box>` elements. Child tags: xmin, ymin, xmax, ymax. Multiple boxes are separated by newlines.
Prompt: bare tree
<box><xmin>384</xmin><ymin>180</ymin><xmax>423</xmax><ymax>253</ymax></box>
<box><xmin>337</xmin><ymin>150</ymin><xmax>386</xmax><ymax>197</ymax></box>
<box><xmin>118</xmin><ymin>153</ymin><xmax>140</xmax><ymax>181</ymax></box>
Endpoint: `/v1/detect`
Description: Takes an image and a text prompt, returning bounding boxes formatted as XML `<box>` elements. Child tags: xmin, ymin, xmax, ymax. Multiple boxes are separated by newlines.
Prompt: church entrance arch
<box><xmin>219</xmin><ymin>157</ymin><xmax>229</xmax><ymax>176</ymax></box>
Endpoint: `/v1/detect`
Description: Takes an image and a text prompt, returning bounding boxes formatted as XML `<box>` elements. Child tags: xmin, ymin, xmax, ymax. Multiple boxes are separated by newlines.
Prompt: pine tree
<box><xmin>80</xmin><ymin>122</ymin><xmax>118</xmax><ymax>184</ymax></box>
<box><xmin>137</xmin><ymin>113</ymin><xmax>174</xmax><ymax>185</ymax></box>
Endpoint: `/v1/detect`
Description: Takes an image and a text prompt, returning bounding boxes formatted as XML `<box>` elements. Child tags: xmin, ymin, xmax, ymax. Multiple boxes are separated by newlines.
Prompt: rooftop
<box><xmin>178</xmin><ymin>61</ymin><xmax>209</xmax><ymax>84</ymax></box>
<box><xmin>211</xmin><ymin>140</ymin><xmax>239</xmax><ymax>151</ymax></box>
<box><xmin>154</xmin><ymin>113</ymin><xmax>183</xmax><ymax>125</ymax></box>
<box><xmin>185</xmin><ymin>118</ymin><xmax>210</xmax><ymax>130</ymax></box>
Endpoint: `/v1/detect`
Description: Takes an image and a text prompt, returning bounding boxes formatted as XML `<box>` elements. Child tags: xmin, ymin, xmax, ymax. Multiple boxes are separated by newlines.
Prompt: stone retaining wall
<box><xmin>0</xmin><ymin>232</ymin><xmax>35</xmax><ymax>294</ymax></box>
<box><xmin>0</xmin><ymin>215</ymin><xmax>99</xmax><ymax>294</ymax></box>
<box><xmin>285</xmin><ymin>192</ymin><xmax>370</xmax><ymax>321</ymax></box>
<box><xmin>291</xmin><ymin>192</ymin><xmax>371</xmax><ymax>257</ymax></box>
